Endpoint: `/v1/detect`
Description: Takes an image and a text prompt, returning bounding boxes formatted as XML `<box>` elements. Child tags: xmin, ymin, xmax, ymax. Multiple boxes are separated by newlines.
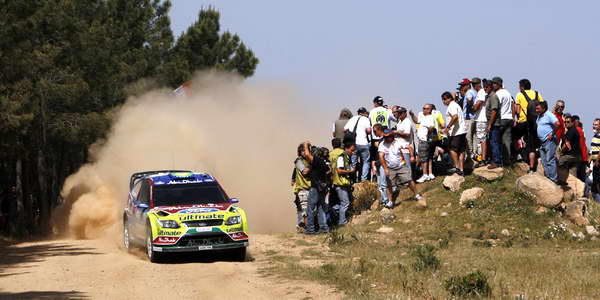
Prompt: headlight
<box><xmin>158</xmin><ymin>220</ymin><xmax>180</xmax><ymax>229</ymax></box>
<box><xmin>225</xmin><ymin>216</ymin><xmax>242</xmax><ymax>226</ymax></box>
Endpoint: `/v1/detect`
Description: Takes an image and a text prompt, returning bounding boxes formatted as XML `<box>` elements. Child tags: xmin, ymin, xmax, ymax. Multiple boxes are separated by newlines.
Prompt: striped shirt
<box><xmin>591</xmin><ymin>132</ymin><xmax>600</xmax><ymax>156</ymax></box>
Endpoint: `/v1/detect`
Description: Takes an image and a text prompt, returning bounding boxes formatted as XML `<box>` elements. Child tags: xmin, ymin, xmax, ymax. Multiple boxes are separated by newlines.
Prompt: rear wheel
<box><xmin>146</xmin><ymin>226</ymin><xmax>162</xmax><ymax>263</ymax></box>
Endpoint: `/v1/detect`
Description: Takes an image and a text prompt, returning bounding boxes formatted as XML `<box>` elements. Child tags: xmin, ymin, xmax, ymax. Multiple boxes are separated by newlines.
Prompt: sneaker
<box><xmin>428</xmin><ymin>174</ymin><xmax>435</xmax><ymax>181</ymax></box>
<box><xmin>416</xmin><ymin>175</ymin><xmax>429</xmax><ymax>183</ymax></box>
<box><xmin>456</xmin><ymin>170</ymin><xmax>464</xmax><ymax>176</ymax></box>
<box><xmin>304</xmin><ymin>230</ymin><xmax>318</xmax><ymax>235</ymax></box>
<box><xmin>415</xmin><ymin>194</ymin><xmax>423</xmax><ymax>200</ymax></box>
<box><xmin>385</xmin><ymin>201</ymin><xmax>394</xmax><ymax>208</ymax></box>
<box><xmin>448</xmin><ymin>168</ymin><xmax>459</xmax><ymax>174</ymax></box>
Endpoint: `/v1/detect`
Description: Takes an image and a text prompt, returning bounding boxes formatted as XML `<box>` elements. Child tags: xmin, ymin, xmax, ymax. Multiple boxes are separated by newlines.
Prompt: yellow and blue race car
<box><xmin>123</xmin><ymin>170</ymin><xmax>249</xmax><ymax>262</ymax></box>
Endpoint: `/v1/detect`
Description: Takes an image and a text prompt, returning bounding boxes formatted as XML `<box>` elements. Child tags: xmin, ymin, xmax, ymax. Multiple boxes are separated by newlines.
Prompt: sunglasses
<box><xmin>557</xmin><ymin>105</ymin><xmax>565</xmax><ymax>108</ymax></box>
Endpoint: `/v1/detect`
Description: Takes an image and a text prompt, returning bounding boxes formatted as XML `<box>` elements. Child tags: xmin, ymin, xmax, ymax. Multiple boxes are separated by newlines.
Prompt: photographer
<box><xmin>303</xmin><ymin>141</ymin><xmax>331</xmax><ymax>235</ymax></box>
<box><xmin>330</xmin><ymin>139</ymin><xmax>356</xmax><ymax>226</ymax></box>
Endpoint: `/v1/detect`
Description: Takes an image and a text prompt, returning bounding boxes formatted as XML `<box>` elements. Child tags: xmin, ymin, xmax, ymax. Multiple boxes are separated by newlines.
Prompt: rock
<box><xmin>577</xmin><ymin>232</ymin><xmax>586</xmax><ymax>240</ymax></box>
<box><xmin>353</xmin><ymin>181</ymin><xmax>379</xmax><ymax>211</ymax></box>
<box><xmin>564</xmin><ymin>200</ymin><xmax>589</xmax><ymax>226</ymax></box>
<box><xmin>562</xmin><ymin>187</ymin><xmax>576</xmax><ymax>203</ymax></box>
<box><xmin>459</xmin><ymin>187</ymin><xmax>485</xmax><ymax>205</ymax></box>
<box><xmin>516</xmin><ymin>174</ymin><xmax>564</xmax><ymax>208</ymax></box>
<box><xmin>535</xmin><ymin>206</ymin><xmax>549</xmax><ymax>215</ymax></box>
<box><xmin>442</xmin><ymin>174</ymin><xmax>465</xmax><ymax>192</ymax></box>
<box><xmin>464</xmin><ymin>223</ymin><xmax>472</xmax><ymax>230</ymax></box>
<box><xmin>376</xmin><ymin>226</ymin><xmax>394</xmax><ymax>233</ymax></box>
<box><xmin>416</xmin><ymin>198</ymin><xmax>428</xmax><ymax>208</ymax></box>
<box><xmin>501</xmin><ymin>229</ymin><xmax>510</xmax><ymax>236</ymax></box>
<box><xmin>515</xmin><ymin>162</ymin><xmax>530</xmax><ymax>173</ymax></box>
<box><xmin>473</xmin><ymin>166</ymin><xmax>504</xmax><ymax>182</ymax></box>
<box><xmin>586</xmin><ymin>226</ymin><xmax>599</xmax><ymax>236</ymax></box>
<box><xmin>402</xmin><ymin>218</ymin><xmax>411</xmax><ymax>224</ymax></box>
<box><xmin>440</xmin><ymin>212</ymin><xmax>448</xmax><ymax>217</ymax></box>
<box><xmin>525</xmin><ymin>228</ymin><xmax>531</xmax><ymax>233</ymax></box>
<box><xmin>379</xmin><ymin>208</ymin><xmax>396</xmax><ymax>224</ymax></box>
<box><xmin>566</xmin><ymin>174</ymin><xmax>586</xmax><ymax>198</ymax></box>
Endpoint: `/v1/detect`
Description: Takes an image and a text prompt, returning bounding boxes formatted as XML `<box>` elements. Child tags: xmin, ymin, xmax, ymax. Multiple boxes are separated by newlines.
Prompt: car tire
<box><xmin>146</xmin><ymin>226</ymin><xmax>162</xmax><ymax>263</ymax></box>
<box><xmin>123</xmin><ymin>220</ymin><xmax>134</xmax><ymax>251</ymax></box>
<box><xmin>232</xmin><ymin>246</ymin><xmax>246</xmax><ymax>262</ymax></box>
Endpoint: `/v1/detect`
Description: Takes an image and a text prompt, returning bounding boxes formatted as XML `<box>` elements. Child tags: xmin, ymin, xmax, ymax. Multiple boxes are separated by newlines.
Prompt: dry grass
<box><xmin>263</xmin><ymin>167</ymin><xmax>600</xmax><ymax>299</ymax></box>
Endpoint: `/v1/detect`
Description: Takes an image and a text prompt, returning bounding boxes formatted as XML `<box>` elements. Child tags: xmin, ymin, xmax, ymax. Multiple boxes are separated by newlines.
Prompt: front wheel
<box><xmin>146</xmin><ymin>227</ymin><xmax>162</xmax><ymax>263</ymax></box>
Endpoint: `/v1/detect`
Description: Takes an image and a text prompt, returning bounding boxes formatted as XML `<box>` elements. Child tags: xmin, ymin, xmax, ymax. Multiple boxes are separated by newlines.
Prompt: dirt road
<box><xmin>0</xmin><ymin>235</ymin><xmax>339</xmax><ymax>300</ymax></box>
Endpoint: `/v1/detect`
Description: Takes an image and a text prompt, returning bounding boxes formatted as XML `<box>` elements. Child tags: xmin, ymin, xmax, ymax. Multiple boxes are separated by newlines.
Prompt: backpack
<box><xmin>523</xmin><ymin>91</ymin><xmax>540</xmax><ymax>122</ymax></box>
<box><xmin>343</xmin><ymin>116</ymin><xmax>362</xmax><ymax>144</ymax></box>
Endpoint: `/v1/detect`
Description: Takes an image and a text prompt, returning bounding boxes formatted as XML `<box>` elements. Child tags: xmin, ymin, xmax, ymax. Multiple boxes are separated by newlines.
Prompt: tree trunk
<box><xmin>37</xmin><ymin>149</ymin><xmax>50</xmax><ymax>233</ymax></box>
<box><xmin>8</xmin><ymin>159</ymin><xmax>26</xmax><ymax>236</ymax></box>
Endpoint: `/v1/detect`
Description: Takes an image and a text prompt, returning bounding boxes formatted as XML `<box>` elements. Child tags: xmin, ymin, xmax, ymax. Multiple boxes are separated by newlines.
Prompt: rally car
<box><xmin>122</xmin><ymin>170</ymin><xmax>249</xmax><ymax>262</ymax></box>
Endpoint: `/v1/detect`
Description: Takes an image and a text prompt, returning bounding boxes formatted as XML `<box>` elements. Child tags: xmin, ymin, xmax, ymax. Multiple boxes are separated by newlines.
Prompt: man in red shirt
<box><xmin>553</xmin><ymin>100</ymin><xmax>566</xmax><ymax>141</ymax></box>
<box><xmin>573</xmin><ymin>115</ymin><xmax>588</xmax><ymax>181</ymax></box>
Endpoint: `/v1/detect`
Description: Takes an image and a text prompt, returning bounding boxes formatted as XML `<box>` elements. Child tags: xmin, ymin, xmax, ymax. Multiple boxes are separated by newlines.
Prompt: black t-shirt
<box><xmin>564</xmin><ymin>127</ymin><xmax>580</xmax><ymax>156</ymax></box>
<box><xmin>309</xmin><ymin>156</ymin><xmax>329</xmax><ymax>189</ymax></box>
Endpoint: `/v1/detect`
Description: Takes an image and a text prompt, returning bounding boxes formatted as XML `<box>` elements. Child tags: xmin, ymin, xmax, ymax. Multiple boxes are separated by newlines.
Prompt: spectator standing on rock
<box><xmin>536</xmin><ymin>101</ymin><xmax>560</xmax><ymax>183</ymax></box>
<box><xmin>557</xmin><ymin>115</ymin><xmax>581</xmax><ymax>185</ymax></box>
<box><xmin>329</xmin><ymin>139</ymin><xmax>356</xmax><ymax>226</ymax></box>
<box><xmin>473</xmin><ymin>78</ymin><xmax>490</xmax><ymax>167</ymax></box>
<box><xmin>344</xmin><ymin>107</ymin><xmax>371</xmax><ymax>181</ymax></box>
<box><xmin>441</xmin><ymin>91</ymin><xmax>467</xmax><ymax>175</ymax></box>
<box><xmin>333</xmin><ymin>108</ymin><xmax>353</xmax><ymax>140</ymax></box>
<box><xmin>303</xmin><ymin>141</ymin><xmax>331</xmax><ymax>235</ymax></box>
<box><xmin>485</xmin><ymin>82</ymin><xmax>503</xmax><ymax>169</ymax></box>
<box><xmin>411</xmin><ymin>103</ymin><xmax>437</xmax><ymax>182</ymax></box>
<box><xmin>492</xmin><ymin>77</ymin><xmax>515</xmax><ymax>165</ymax></box>
<box><xmin>293</xmin><ymin>143</ymin><xmax>311</xmax><ymax>230</ymax></box>
<box><xmin>378</xmin><ymin>129</ymin><xmax>423</xmax><ymax>208</ymax></box>
<box><xmin>514</xmin><ymin>79</ymin><xmax>545</xmax><ymax>173</ymax></box>
<box><xmin>460</xmin><ymin>78</ymin><xmax>478</xmax><ymax>164</ymax></box>
<box><xmin>553</xmin><ymin>100</ymin><xmax>566</xmax><ymax>142</ymax></box>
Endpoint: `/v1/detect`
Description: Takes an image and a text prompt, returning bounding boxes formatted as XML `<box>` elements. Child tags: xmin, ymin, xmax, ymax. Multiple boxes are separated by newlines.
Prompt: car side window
<box><xmin>138</xmin><ymin>181</ymin><xmax>150</xmax><ymax>205</ymax></box>
<box><xmin>131</xmin><ymin>181</ymin><xmax>142</xmax><ymax>199</ymax></box>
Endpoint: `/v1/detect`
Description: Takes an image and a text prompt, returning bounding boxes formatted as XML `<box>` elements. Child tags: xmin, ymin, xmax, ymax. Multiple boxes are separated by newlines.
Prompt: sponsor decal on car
<box><xmin>178</xmin><ymin>207</ymin><xmax>220</xmax><ymax>214</ymax></box>
<box><xmin>226</xmin><ymin>226</ymin><xmax>243</xmax><ymax>233</ymax></box>
<box><xmin>158</xmin><ymin>230</ymin><xmax>182</xmax><ymax>236</ymax></box>
<box><xmin>179</xmin><ymin>213</ymin><xmax>225</xmax><ymax>221</ymax></box>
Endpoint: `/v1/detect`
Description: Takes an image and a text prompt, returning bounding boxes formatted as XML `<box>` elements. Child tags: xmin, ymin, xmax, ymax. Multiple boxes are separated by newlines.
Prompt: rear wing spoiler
<box><xmin>129</xmin><ymin>170</ymin><xmax>192</xmax><ymax>189</ymax></box>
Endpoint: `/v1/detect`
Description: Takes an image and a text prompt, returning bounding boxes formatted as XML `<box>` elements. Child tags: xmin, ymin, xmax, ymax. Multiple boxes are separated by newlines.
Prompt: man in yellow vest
<box><xmin>329</xmin><ymin>138</ymin><xmax>356</xmax><ymax>226</ymax></box>
<box><xmin>293</xmin><ymin>143</ymin><xmax>311</xmax><ymax>231</ymax></box>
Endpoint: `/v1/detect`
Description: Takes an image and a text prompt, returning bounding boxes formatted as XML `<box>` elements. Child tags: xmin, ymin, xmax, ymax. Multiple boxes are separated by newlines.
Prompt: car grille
<box><xmin>183</xmin><ymin>219</ymin><xmax>223</xmax><ymax>227</ymax></box>
<box><xmin>176</xmin><ymin>234</ymin><xmax>232</xmax><ymax>247</ymax></box>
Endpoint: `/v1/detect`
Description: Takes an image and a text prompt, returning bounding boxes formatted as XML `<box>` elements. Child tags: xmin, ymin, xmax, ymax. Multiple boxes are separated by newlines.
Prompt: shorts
<box><xmin>388</xmin><ymin>165</ymin><xmax>412</xmax><ymax>186</ymax></box>
<box><xmin>297</xmin><ymin>190</ymin><xmax>309</xmax><ymax>217</ymax></box>
<box><xmin>449</xmin><ymin>134</ymin><xmax>467</xmax><ymax>153</ymax></box>
<box><xmin>525</xmin><ymin>120</ymin><xmax>540</xmax><ymax>153</ymax></box>
<box><xmin>475</xmin><ymin>121</ymin><xmax>488</xmax><ymax>141</ymax></box>
<box><xmin>418</xmin><ymin>140</ymin><xmax>434</xmax><ymax>162</ymax></box>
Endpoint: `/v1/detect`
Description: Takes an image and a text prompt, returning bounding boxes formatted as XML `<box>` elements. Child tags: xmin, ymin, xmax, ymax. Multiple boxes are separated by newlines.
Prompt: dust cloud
<box><xmin>55</xmin><ymin>72</ymin><xmax>327</xmax><ymax>241</ymax></box>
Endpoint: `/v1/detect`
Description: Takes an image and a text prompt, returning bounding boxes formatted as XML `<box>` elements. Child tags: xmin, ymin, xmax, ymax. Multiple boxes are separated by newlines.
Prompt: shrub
<box><xmin>444</xmin><ymin>271</ymin><xmax>492</xmax><ymax>298</ymax></box>
<box><xmin>410</xmin><ymin>244</ymin><xmax>440</xmax><ymax>271</ymax></box>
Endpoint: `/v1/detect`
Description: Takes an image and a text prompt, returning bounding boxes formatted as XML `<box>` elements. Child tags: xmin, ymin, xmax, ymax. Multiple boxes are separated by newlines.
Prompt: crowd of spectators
<box><xmin>291</xmin><ymin>77</ymin><xmax>599</xmax><ymax>234</ymax></box>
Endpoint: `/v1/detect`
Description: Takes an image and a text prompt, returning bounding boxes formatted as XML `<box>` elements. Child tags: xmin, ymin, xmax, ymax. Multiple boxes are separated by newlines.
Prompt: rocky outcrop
<box><xmin>443</xmin><ymin>174</ymin><xmax>465</xmax><ymax>192</ymax></box>
<box><xmin>353</xmin><ymin>182</ymin><xmax>379</xmax><ymax>211</ymax></box>
<box><xmin>473</xmin><ymin>167</ymin><xmax>504</xmax><ymax>182</ymax></box>
<box><xmin>564</xmin><ymin>200</ymin><xmax>589</xmax><ymax>226</ymax></box>
<box><xmin>566</xmin><ymin>174</ymin><xmax>585</xmax><ymax>198</ymax></box>
<box><xmin>459</xmin><ymin>187</ymin><xmax>484</xmax><ymax>206</ymax></box>
<box><xmin>516</xmin><ymin>174</ymin><xmax>564</xmax><ymax>208</ymax></box>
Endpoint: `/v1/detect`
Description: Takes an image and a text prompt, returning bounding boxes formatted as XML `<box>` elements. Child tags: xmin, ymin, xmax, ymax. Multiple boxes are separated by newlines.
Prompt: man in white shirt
<box><xmin>344</xmin><ymin>107</ymin><xmax>372</xmax><ymax>181</ymax></box>
<box><xmin>441</xmin><ymin>91</ymin><xmax>467</xmax><ymax>176</ymax></box>
<box><xmin>378</xmin><ymin>129</ymin><xmax>423</xmax><ymax>208</ymax></box>
<box><xmin>459</xmin><ymin>78</ymin><xmax>478</xmax><ymax>163</ymax></box>
<box><xmin>393</xmin><ymin>107</ymin><xmax>414</xmax><ymax>170</ymax></box>
<box><xmin>491</xmin><ymin>77</ymin><xmax>515</xmax><ymax>166</ymax></box>
<box><xmin>473</xmin><ymin>79</ymin><xmax>491</xmax><ymax>166</ymax></box>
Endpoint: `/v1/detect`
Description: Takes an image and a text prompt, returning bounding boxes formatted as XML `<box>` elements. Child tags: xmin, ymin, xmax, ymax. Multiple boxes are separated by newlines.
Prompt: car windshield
<box><xmin>153</xmin><ymin>182</ymin><xmax>229</xmax><ymax>207</ymax></box>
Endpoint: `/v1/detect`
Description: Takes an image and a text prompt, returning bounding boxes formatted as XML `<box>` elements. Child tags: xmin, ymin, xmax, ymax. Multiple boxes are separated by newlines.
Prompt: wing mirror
<box><xmin>137</xmin><ymin>203</ymin><xmax>149</xmax><ymax>209</ymax></box>
<box><xmin>230</xmin><ymin>198</ymin><xmax>240</xmax><ymax>203</ymax></box>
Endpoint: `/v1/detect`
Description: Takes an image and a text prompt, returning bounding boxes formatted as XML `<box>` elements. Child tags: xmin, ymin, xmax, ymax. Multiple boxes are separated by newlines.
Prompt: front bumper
<box><xmin>152</xmin><ymin>232</ymin><xmax>249</xmax><ymax>253</ymax></box>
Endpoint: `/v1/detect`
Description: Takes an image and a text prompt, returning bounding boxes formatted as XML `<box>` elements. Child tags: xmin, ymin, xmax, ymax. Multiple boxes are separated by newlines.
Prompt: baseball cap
<box><xmin>373</xmin><ymin>96</ymin><xmax>384</xmax><ymax>105</ymax></box>
<box><xmin>383</xmin><ymin>128</ymin><xmax>394</xmax><ymax>137</ymax></box>
<box><xmin>357</xmin><ymin>107</ymin><xmax>367</xmax><ymax>114</ymax></box>
<box><xmin>471</xmin><ymin>77</ymin><xmax>482</xmax><ymax>84</ymax></box>
<box><xmin>491</xmin><ymin>77</ymin><xmax>503</xmax><ymax>85</ymax></box>
<box><xmin>459</xmin><ymin>78</ymin><xmax>471</xmax><ymax>86</ymax></box>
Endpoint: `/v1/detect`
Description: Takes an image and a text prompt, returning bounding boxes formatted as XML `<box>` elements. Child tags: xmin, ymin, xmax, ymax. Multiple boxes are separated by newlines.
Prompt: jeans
<box><xmin>335</xmin><ymin>186</ymin><xmax>351</xmax><ymax>225</ymax></box>
<box><xmin>377</xmin><ymin>165</ymin><xmax>388</xmax><ymax>204</ymax></box>
<box><xmin>306</xmin><ymin>187</ymin><xmax>329</xmax><ymax>233</ymax></box>
<box><xmin>352</xmin><ymin>144</ymin><xmax>371</xmax><ymax>182</ymax></box>
<box><xmin>490</xmin><ymin>126</ymin><xmax>502</xmax><ymax>165</ymax></box>
<box><xmin>539</xmin><ymin>139</ymin><xmax>558</xmax><ymax>182</ymax></box>
<box><xmin>500</xmin><ymin>119</ymin><xmax>512</xmax><ymax>165</ymax></box>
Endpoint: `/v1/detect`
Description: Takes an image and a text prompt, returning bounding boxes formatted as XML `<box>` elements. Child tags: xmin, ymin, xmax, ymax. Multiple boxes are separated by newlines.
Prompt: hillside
<box><xmin>263</xmin><ymin>164</ymin><xmax>600</xmax><ymax>299</ymax></box>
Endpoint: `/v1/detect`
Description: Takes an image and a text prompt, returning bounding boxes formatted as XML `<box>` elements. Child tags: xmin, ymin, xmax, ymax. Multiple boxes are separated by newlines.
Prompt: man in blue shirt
<box><xmin>536</xmin><ymin>101</ymin><xmax>560</xmax><ymax>182</ymax></box>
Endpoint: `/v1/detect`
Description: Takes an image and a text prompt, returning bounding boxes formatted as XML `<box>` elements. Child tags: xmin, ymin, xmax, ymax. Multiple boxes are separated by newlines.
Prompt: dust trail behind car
<box><xmin>54</xmin><ymin>72</ymin><xmax>327</xmax><ymax>243</ymax></box>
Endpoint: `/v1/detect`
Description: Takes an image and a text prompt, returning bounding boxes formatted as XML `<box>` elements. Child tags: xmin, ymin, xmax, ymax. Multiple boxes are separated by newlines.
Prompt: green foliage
<box><xmin>444</xmin><ymin>271</ymin><xmax>492</xmax><ymax>298</ymax></box>
<box><xmin>410</xmin><ymin>244</ymin><xmax>441</xmax><ymax>271</ymax></box>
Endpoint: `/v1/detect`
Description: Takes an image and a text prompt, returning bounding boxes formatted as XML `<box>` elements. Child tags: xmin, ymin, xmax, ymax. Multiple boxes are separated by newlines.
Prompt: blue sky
<box><xmin>169</xmin><ymin>1</ymin><xmax>599</xmax><ymax>138</ymax></box>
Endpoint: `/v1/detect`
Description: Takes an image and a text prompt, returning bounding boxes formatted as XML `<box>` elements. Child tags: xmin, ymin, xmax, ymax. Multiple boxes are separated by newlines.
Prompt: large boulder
<box><xmin>566</xmin><ymin>174</ymin><xmax>585</xmax><ymax>198</ymax></box>
<box><xmin>473</xmin><ymin>166</ymin><xmax>504</xmax><ymax>182</ymax></box>
<box><xmin>353</xmin><ymin>182</ymin><xmax>379</xmax><ymax>211</ymax></box>
<box><xmin>443</xmin><ymin>174</ymin><xmax>465</xmax><ymax>192</ymax></box>
<box><xmin>459</xmin><ymin>187</ymin><xmax>485</xmax><ymax>206</ymax></box>
<box><xmin>515</xmin><ymin>174</ymin><xmax>564</xmax><ymax>208</ymax></box>
<box><xmin>564</xmin><ymin>200</ymin><xmax>589</xmax><ymax>226</ymax></box>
